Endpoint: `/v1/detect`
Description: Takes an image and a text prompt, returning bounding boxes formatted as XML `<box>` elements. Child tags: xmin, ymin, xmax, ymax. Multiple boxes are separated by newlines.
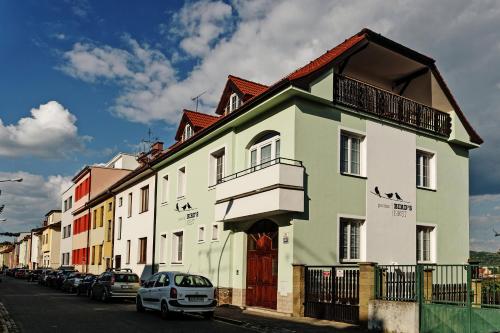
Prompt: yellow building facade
<box><xmin>88</xmin><ymin>195</ymin><xmax>114</xmax><ymax>274</ymax></box>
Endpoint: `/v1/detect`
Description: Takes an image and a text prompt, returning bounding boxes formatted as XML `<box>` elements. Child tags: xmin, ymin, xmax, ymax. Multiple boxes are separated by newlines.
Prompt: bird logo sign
<box><xmin>175</xmin><ymin>201</ymin><xmax>199</xmax><ymax>221</ymax></box>
<box><xmin>370</xmin><ymin>186</ymin><xmax>413</xmax><ymax>218</ymax></box>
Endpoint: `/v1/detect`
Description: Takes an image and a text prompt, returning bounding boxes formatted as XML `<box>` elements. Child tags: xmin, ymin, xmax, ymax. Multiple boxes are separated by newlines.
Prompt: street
<box><xmin>0</xmin><ymin>277</ymin><xmax>251</xmax><ymax>333</ymax></box>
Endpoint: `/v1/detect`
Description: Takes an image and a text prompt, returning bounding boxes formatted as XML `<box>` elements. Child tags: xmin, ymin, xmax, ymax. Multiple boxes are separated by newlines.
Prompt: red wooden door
<box><xmin>246</xmin><ymin>232</ymin><xmax>278</xmax><ymax>309</ymax></box>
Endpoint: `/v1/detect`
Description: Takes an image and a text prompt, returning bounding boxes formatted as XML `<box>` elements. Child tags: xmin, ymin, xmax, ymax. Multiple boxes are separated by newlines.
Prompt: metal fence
<box><xmin>375</xmin><ymin>265</ymin><xmax>417</xmax><ymax>301</ymax></box>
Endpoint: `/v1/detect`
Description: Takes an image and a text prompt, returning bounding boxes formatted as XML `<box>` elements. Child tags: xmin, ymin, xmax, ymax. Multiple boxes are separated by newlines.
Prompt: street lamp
<box><xmin>0</xmin><ymin>178</ymin><xmax>22</xmax><ymax>183</ymax></box>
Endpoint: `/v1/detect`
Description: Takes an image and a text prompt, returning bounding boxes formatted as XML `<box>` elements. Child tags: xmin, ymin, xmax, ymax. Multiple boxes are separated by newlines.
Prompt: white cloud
<box><xmin>0</xmin><ymin>101</ymin><xmax>91</xmax><ymax>159</ymax></box>
<box><xmin>0</xmin><ymin>171</ymin><xmax>71</xmax><ymax>238</ymax></box>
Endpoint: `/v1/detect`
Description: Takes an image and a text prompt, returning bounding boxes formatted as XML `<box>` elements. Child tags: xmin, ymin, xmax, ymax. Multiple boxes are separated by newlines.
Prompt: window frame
<box><xmin>339</xmin><ymin>128</ymin><xmax>366</xmax><ymax>177</ymax></box>
<box><xmin>159</xmin><ymin>234</ymin><xmax>167</xmax><ymax>264</ymax></box>
<box><xmin>161</xmin><ymin>174</ymin><xmax>169</xmax><ymax>204</ymax></box>
<box><xmin>137</xmin><ymin>237</ymin><xmax>147</xmax><ymax>264</ymax></box>
<box><xmin>177</xmin><ymin>166</ymin><xmax>187</xmax><ymax>198</ymax></box>
<box><xmin>229</xmin><ymin>92</ymin><xmax>240</xmax><ymax>113</ymax></box>
<box><xmin>416</xmin><ymin>224</ymin><xmax>437</xmax><ymax>263</ymax></box>
<box><xmin>197</xmin><ymin>225</ymin><xmax>205</xmax><ymax>243</ymax></box>
<box><xmin>127</xmin><ymin>192</ymin><xmax>133</xmax><ymax>217</ymax></box>
<box><xmin>208</xmin><ymin>146</ymin><xmax>227</xmax><ymax>186</ymax></box>
<box><xmin>117</xmin><ymin>217</ymin><xmax>122</xmax><ymax>240</ymax></box>
<box><xmin>126</xmin><ymin>240</ymin><xmax>131</xmax><ymax>264</ymax></box>
<box><xmin>248</xmin><ymin>134</ymin><xmax>281</xmax><ymax>169</ymax></box>
<box><xmin>337</xmin><ymin>215</ymin><xmax>366</xmax><ymax>263</ymax></box>
<box><xmin>416</xmin><ymin>148</ymin><xmax>437</xmax><ymax>190</ymax></box>
<box><xmin>211</xmin><ymin>223</ymin><xmax>220</xmax><ymax>242</ymax></box>
<box><xmin>140</xmin><ymin>185</ymin><xmax>149</xmax><ymax>213</ymax></box>
<box><xmin>171</xmin><ymin>229</ymin><xmax>184</xmax><ymax>265</ymax></box>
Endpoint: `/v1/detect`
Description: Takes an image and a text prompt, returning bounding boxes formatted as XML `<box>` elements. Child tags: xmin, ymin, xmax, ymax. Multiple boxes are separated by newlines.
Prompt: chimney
<box><xmin>150</xmin><ymin>141</ymin><xmax>164</xmax><ymax>157</ymax></box>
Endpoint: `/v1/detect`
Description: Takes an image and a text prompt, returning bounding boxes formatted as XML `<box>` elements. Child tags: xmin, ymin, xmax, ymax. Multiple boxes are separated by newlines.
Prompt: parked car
<box><xmin>7</xmin><ymin>268</ymin><xmax>18</xmax><ymax>277</ymax></box>
<box><xmin>27</xmin><ymin>269</ymin><xmax>43</xmax><ymax>282</ymax></box>
<box><xmin>90</xmin><ymin>269</ymin><xmax>140</xmax><ymax>302</ymax></box>
<box><xmin>76</xmin><ymin>274</ymin><xmax>96</xmax><ymax>296</ymax></box>
<box><xmin>53</xmin><ymin>270</ymin><xmax>75</xmax><ymax>289</ymax></box>
<box><xmin>14</xmin><ymin>269</ymin><xmax>28</xmax><ymax>279</ymax></box>
<box><xmin>38</xmin><ymin>269</ymin><xmax>52</xmax><ymax>285</ymax></box>
<box><xmin>136</xmin><ymin>272</ymin><xmax>216</xmax><ymax>319</ymax></box>
<box><xmin>43</xmin><ymin>270</ymin><xmax>58</xmax><ymax>286</ymax></box>
<box><xmin>61</xmin><ymin>272</ymin><xmax>85</xmax><ymax>293</ymax></box>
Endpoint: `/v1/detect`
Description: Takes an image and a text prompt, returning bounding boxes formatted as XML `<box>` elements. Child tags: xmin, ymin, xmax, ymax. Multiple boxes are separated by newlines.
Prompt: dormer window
<box><xmin>182</xmin><ymin>124</ymin><xmax>194</xmax><ymax>141</ymax></box>
<box><xmin>226</xmin><ymin>93</ymin><xmax>241</xmax><ymax>114</ymax></box>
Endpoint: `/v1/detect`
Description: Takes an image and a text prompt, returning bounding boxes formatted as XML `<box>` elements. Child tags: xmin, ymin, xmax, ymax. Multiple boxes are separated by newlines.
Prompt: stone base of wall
<box><xmin>216</xmin><ymin>288</ymin><xmax>233</xmax><ymax>305</ymax></box>
<box><xmin>368</xmin><ymin>300</ymin><xmax>419</xmax><ymax>333</ymax></box>
<box><xmin>277</xmin><ymin>293</ymin><xmax>293</xmax><ymax>314</ymax></box>
<box><xmin>231</xmin><ymin>288</ymin><xmax>246</xmax><ymax>307</ymax></box>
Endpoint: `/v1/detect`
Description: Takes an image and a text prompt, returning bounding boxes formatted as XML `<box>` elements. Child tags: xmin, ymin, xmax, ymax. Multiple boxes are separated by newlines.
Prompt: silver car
<box><xmin>136</xmin><ymin>272</ymin><xmax>216</xmax><ymax>319</ymax></box>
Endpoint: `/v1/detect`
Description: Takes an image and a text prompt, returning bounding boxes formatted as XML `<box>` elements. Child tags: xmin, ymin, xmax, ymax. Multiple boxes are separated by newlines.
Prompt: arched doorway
<box><xmin>246</xmin><ymin>220</ymin><xmax>278</xmax><ymax>309</ymax></box>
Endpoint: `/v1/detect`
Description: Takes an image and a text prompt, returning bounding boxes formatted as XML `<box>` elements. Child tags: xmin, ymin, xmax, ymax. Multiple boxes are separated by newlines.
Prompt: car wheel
<box><xmin>76</xmin><ymin>288</ymin><xmax>81</xmax><ymax>296</ymax></box>
<box><xmin>136</xmin><ymin>296</ymin><xmax>145</xmax><ymax>313</ymax></box>
<box><xmin>160</xmin><ymin>301</ymin><xmax>169</xmax><ymax>320</ymax></box>
<box><xmin>89</xmin><ymin>289</ymin><xmax>95</xmax><ymax>300</ymax></box>
<box><xmin>203</xmin><ymin>311</ymin><xmax>214</xmax><ymax>320</ymax></box>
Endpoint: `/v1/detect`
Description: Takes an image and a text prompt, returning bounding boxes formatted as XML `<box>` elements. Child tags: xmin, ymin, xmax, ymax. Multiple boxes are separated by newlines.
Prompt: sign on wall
<box><xmin>369</xmin><ymin>186</ymin><xmax>414</xmax><ymax>218</ymax></box>
<box><xmin>175</xmin><ymin>200</ymin><xmax>199</xmax><ymax>224</ymax></box>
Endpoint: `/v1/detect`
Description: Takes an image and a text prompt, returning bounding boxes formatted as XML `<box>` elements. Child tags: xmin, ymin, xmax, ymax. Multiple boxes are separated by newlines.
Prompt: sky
<box><xmin>0</xmin><ymin>0</ymin><xmax>499</xmax><ymax>252</ymax></box>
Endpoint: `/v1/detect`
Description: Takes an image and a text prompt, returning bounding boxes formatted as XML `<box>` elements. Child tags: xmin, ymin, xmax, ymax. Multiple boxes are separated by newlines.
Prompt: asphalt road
<box><xmin>0</xmin><ymin>276</ymin><xmax>252</xmax><ymax>333</ymax></box>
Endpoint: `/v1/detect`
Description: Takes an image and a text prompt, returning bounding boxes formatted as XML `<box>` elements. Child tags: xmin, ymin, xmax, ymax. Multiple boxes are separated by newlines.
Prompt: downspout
<box><xmin>86</xmin><ymin>170</ymin><xmax>92</xmax><ymax>274</ymax></box>
<box><xmin>150</xmin><ymin>165</ymin><xmax>158</xmax><ymax>276</ymax></box>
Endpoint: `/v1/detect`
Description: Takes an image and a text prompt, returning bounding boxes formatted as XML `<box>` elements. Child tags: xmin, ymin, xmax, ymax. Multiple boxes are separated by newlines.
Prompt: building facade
<box><xmin>141</xmin><ymin>29</ymin><xmax>482</xmax><ymax>314</ymax></box>
<box><xmin>88</xmin><ymin>195</ymin><xmax>115</xmax><ymax>274</ymax></box>
<box><xmin>60</xmin><ymin>185</ymin><xmax>74</xmax><ymax>267</ymax></box>
<box><xmin>41</xmin><ymin>210</ymin><xmax>61</xmax><ymax>268</ymax></box>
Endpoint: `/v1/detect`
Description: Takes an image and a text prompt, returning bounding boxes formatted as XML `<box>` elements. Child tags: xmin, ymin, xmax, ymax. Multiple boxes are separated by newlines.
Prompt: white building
<box><xmin>60</xmin><ymin>185</ymin><xmax>74</xmax><ymax>266</ymax></box>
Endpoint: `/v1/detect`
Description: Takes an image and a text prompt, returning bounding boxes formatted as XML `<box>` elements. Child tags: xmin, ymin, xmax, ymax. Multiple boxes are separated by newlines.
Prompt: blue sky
<box><xmin>0</xmin><ymin>0</ymin><xmax>499</xmax><ymax>252</ymax></box>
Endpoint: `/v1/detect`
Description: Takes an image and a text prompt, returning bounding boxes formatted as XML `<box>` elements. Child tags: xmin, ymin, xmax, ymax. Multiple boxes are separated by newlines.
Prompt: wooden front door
<box><xmin>246</xmin><ymin>226</ymin><xmax>278</xmax><ymax>309</ymax></box>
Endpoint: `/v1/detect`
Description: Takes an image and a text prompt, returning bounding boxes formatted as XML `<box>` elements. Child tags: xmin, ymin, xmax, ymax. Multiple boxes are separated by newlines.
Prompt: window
<box><xmin>91</xmin><ymin>246</ymin><xmax>96</xmax><ymax>265</ymax></box>
<box><xmin>177</xmin><ymin>167</ymin><xmax>186</xmax><ymax>197</ymax></box>
<box><xmin>64</xmin><ymin>200</ymin><xmax>67</xmax><ymax>212</ymax></box>
<box><xmin>93</xmin><ymin>210</ymin><xmax>97</xmax><ymax>229</ymax></box>
<box><xmin>118</xmin><ymin>197</ymin><xmax>123</xmax><ymax>207</ymax></box>
<box><xmin>183</xmin><ymin>124</ymin><xmax>194</xmax><ymax>141</ymax></box>
<box><xmin>161</xmin><ymin>175</ymin><xmax>169</xmax><ymax>203</ymax></box>
<box><xmin>229</xmin><ymin>93</ymin><xmax>240</xmax><ymax>113</ymax></box>
<box><xmin>100</xmin><ymin>207</ymin><xmax>104</xmax><ymax>227</ymax></box>
<box><xmin>198</xmin><ymin>226</ymin><xmax>205</xmax><ymax>243</ymax></box>
<box><xmin>340</xmin><ymin>131</ymin><xmax>364</xmax><ymax>176</ymax></box>
<box><xmin>417</xmin><ymin>226</ymin><xmax>434</xmax><ymax>263</ymax></box>
<box><xmin>68</xmin><ymin>224</ymin><xmax>71</xmax><ymax>237</ymax></box>
<box><xmin>339</xmin><ymin>218</ymin><xmax>363</xmax><ymax>261</ymax></box>
<box><xmin>108</xmin><ymin>202</ymin><xmax>112</xmax><ymax>212</ymax></box>
<box><xmin>159</xmin><ymin>234</ymin><xmax>167</xmax><ymax>263</ymax></box>
<box><xmin>249</xmin><ymin>133</ymin><xmax>280</xmax><ymax>169</ymax></box>
<box><xmin>138</xmin><ymin>237</ymin><xmax>147</xmax><ymax>264</ymax></box>
<box><xmin>126</xmin><ymin>240</ymin><xmax>131</xmax><ymax>264</ymax></box>
<box><xmin>97</xmin><ymin>245</ymin><xmax>102</xmax><ymax>265</ymax></box>
<box><xmin>117</xmin><ymin>217</ymin><xmax>122</xmax><ymax>240</ymax></box>
<box><xmin>127</xmin><ymin>193</ymin><xmax>133</xmax><ymax>217</ymax></box>
<box><xmin>209</xmin><ymin>148</ymin><xmax>225</xmax><ymax>185</ymax></box>
<box><xmin>211</xmin><ymin>224</ymin><xmax>219</xmax><ymax>241</ymax></box>
<box><xmin>68</xmin><ymin>196</ymin><xmax>72</xmax><ymax>209</ymax></box>
<box><xmin>417</xmin><ymin>150</ymin><xmax>435</xmax><ymax>189</ymax></box>
<box><xmin>140</xmin><ymin>186</ymin><xmax>149</xmax><ymax>213</ymax></box>
<box><xmin>172</xmin><ymin>231</ymin><xmax>184</xmax><ymax>264</ymax></box>
<box><xmin>107</xmin><ymin>220</ymin><xmax>112</xmax><ymax>242</ymax></box>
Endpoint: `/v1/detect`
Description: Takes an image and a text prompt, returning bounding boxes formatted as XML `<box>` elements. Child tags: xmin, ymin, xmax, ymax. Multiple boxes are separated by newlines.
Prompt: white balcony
<box><xmin>215</xmin><ymin>158</ymin><xmax>304</xmax><ymax>222</ymax></box>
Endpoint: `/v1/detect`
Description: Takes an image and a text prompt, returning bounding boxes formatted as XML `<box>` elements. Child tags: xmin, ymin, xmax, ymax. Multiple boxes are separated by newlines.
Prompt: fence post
<box><xmin>358</xmin><ymin>262</ymin><xmax>377</xmax><ymax>326</ymax></box>
<box><xmin>423</xmin><ymin>267</ymin><xmax>434</xmax><ymax>302</ymax></box>
<box><xmin>292</xmin><ymin>264</ymin><xmax>305</xmax><ymax>317</ymax></box>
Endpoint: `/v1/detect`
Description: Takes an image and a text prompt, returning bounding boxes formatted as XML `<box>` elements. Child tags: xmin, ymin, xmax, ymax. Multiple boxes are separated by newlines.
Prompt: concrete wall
<box><xmin>368</xmin><ymin>300</ymin><xmax>419</xmax><ymax>333</ymax></box>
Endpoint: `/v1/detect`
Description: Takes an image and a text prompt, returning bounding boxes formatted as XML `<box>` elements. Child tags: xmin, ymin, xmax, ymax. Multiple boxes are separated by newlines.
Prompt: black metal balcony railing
<box><xmin>334</xmin><ymin>75</ymin><xmax>452</xmax><ymax>137</ymax></box>
<box><xmin>217</xmin><ymin>157</ymin><xmax>303</xmax><ymax>184</ymax></box>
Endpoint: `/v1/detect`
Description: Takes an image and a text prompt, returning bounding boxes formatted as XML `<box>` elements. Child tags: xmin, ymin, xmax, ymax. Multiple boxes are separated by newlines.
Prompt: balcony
<box><xmin>334</xmin><ymin>75</ymin><xmax>452</xmax><ymax>137</ymax></box>
<box><xmin>215</xmin><ymin>158</ymin><xmax>304</xmax><ymax>222</ymax></box>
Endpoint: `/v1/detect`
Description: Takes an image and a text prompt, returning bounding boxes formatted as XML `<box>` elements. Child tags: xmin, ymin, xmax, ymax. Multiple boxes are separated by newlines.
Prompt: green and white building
<box><xmin>123</xmin><ymin>28</ymin><xmax>482</xmax><ymax>314</ymax></box>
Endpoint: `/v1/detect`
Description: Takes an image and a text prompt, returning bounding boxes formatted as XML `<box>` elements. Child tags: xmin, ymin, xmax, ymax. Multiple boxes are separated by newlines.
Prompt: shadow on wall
<box><xmin>138</xmin><ymin>265</ymin><xmax>153</xmax><ymax>282</ymax></box>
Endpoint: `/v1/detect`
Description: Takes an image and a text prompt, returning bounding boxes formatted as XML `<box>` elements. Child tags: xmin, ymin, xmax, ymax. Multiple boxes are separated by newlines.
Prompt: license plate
<box><xmin>188</xmin><ymin>296</ymin><xmax>205</xmax><ymax>302</ymax></box>
<box><xmin>121</xmin><ymin>285</ymin><xmax>131</xmax><ymax>289</ymax></box>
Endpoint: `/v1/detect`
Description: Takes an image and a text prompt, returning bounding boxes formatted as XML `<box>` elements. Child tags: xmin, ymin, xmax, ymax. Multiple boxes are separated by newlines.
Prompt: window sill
<box><xmin>160</xmin><ymin>201</ymin><xmax>169</xmax><ymax>207</ymax></box>
<box><xmin>340</xmin><ymin>259</ymin><xmax>361</xmax><ymax>264</ymax></box>
<box><xmin>340</xmin><ymin>172</ymin><xmax>367</xmax><ymax>180</ymax></box>
<box><xmin>417</xmin><ymin>186</ymin><xmax>436</xmax><ymax>192</ymax></box>
<box><xmin>198</xmin><ymin>240</ymin><xmax>205</xmax><ymax>244</ymax></box>
<box><xmin>139</xmin><ymin>209</ymin><xmax>149</xmax><ymax>215</ymax></box>
<box><xmin>171</xmin><ymin>262</ymin><xmax>183</xmax><ymax>266</ymax></box>
<box><xmin>208</xmin><ymin>185</ymin><xmax>216</xmax><ymax>191</ymax></box>
<box><xmin>137</xmin><ymin>261</ymin><xmax>146</xmax><ymax>265</ymax></box>
<box><xmin>177</xmin><ymin>196</ymin><xmax>186</xmax><ymax>201</ymax></box>
<box><xmin>211</xmin><ymin>239</ymin><xmax>220</xmax><ymax>243</ymax></box>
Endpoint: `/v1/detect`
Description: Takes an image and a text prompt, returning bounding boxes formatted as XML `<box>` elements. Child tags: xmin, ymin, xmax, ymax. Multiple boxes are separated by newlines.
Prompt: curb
<box><xmin>214</xmin><ymin>315</ymin><xmax>244</xmax><ymax>326</ymax></box>
<box><xmin>0</xmin><ymin>303</ymin><xmax>19</xmax><ymax>333</ymax></box>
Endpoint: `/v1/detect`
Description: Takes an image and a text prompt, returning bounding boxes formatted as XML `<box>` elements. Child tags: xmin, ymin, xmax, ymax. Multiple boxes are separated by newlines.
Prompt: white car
<box><xmin>136</xmin><ymin>271</ymin><xmax>217</xmax><ymax>319</ymax></box>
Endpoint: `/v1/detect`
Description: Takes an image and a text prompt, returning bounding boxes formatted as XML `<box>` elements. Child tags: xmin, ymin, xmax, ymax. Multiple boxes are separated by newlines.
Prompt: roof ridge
<box><xmin>183</xmin><ymin>109</ymin><xmax>219</xmax><ymax>118</ymax></box>
<box><xmin>228</xmin><ymin>75</ymin><xmax>269</xmax><ymax>88</ymax></box>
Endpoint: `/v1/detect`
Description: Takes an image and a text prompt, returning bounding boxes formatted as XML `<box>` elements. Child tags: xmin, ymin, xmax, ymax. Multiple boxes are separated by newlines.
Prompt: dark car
<box><xmin>27</xmin><ymin>269</ymin><xmax>43</xmax><ymax>282</ymax></box>
<box><xmin>90</xmin><ymin>269</ymin><xmax>140</xmax><ymax>302</ymax></box>
<box><xmin>14</xmin><ymin>269</ymin><xmax>27</xmax><ymax>279</ymax></box>
<box><xmin>7</xmin><ymin>268</ymin><xmax>18</xmax><ymax>277</ymax></box>
<box><xmin>44</xmin><ymin>270</ymin><xmax>58</xmax><ymax>287</ymax></box>
<box><xmin>77</xmin><ymin>274</ymin><xmax>96</xmax><ymax>296</ymax></box>
<box><xmin>61</xmin><ymin>272</ymin><xmax>85</xmax><ymax>293</ymax></box>
<box><xmin>38</xmin><ymin>269</ymin><xmax>52</xmax><ymax>285</ymax></box>
<box><xmin>53</xmin><ymin>270</ymin><xmax>75</xmax><ymax>289</ymax></box>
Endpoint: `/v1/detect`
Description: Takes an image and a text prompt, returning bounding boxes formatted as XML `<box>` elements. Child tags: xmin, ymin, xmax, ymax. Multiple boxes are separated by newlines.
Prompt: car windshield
<box><xmin>174</xmin><ymin>274</ymin><xmax>213</xmax><ymax>287</ymax></box>
<box><xmin>114</xmin><ymin>274</ymin><xmax>139</xmax><ymax>283</ymax></box>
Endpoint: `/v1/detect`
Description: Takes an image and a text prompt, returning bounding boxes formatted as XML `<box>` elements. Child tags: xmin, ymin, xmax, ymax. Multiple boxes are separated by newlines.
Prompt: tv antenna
<box><xmin>191</xmin><ymin>91</ymin><xmax>207</xmax><ymax>112</ymax></box>
<box><xmin>140</xmin><ymin>128</ymin><xmax>159</xmax><ymax>153</ymax></box>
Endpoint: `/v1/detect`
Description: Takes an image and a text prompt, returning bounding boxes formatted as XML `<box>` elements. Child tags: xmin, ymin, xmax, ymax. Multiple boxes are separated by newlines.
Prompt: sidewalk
<box><xmin>214</xmin><ymin>305</ymin><xmax>368</xmax><ymax>333</ymax></box>
<box><xmin>0</xmin><ymin>302</ymin><xmax>19</xmax><ymax>333</ymax></box>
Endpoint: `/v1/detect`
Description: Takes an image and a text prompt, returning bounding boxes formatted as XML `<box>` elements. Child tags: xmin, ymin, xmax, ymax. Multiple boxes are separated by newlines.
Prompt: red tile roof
<box><xmin>228</xmin><ymin>75</ymin><xmax>268</xmax><ymax>97</ymax></box>
<box><xmin>174</xmin><ymin>109</ymin><xmax>220</xmax><ymax>141</ymax></box>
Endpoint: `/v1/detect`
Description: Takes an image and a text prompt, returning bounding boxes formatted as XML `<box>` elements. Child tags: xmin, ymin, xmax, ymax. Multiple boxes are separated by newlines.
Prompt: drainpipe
<box><xmin>150</xmin><ymin>166</ymin><xmax>158</xmax><ymax>276</ymax></box>
<box><xmin>85</xmin><ymin>170</ymin><xmax>92</xmax><ymax>273</ymax></box>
